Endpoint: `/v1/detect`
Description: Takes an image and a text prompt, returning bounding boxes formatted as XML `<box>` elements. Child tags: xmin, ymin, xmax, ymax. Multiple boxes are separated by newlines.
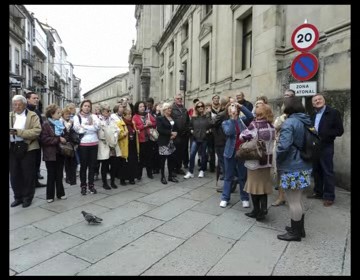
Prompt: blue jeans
<box><xmin>189</xmin><ymin>140</ymin><xmax>207</xmax><ymax>174</ymax></box>
<box><xmin>221</xmin><ymin>154</ymin><xmax>249</xmax><ymax>202</ymax></box>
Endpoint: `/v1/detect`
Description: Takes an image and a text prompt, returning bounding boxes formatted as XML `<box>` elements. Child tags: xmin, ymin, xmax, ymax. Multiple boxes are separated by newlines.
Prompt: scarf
<box><xmin>79</xmin><ymin>112</ymin><xmax>93</xmax><ymax>125</ymax></box>
<box><xmin>48</xmin><ymin>118</ymin><xmax>65</xmax><ymax>136</ymax></box>
<box><xmin>124</xmin><ymin>118</ymin><xmax>135</xmax><ymax>134</ymax></box>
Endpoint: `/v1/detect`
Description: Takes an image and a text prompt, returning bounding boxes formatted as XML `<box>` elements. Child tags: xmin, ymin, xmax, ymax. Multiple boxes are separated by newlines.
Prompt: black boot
<box><xmin>111</xmin><ymin>178</ymin><xmax>118</xmax><ymax>188</ymax></box>
<box><xmin>277</xmin><ymin>219</ymin><xmax>302</xmax><ymax>241</ymax></box>
<box><xmin>168</xmin><ymin>170</ymin><xmax>178</xmax><ymax>183</ymax></box>
<box><xmin>285</xmin><ymin>214</ymin><xmax>306</xmax><ymax>238</ymax></box>
<box><xmin>102</xmin><ymin>178</ymin><xmax>111</xmax><ymax>190</ymax></box>
<box><xmin>245</xmin><ymin>195</ymin><xmax>260</xmax><ymax>218</ymax></box>
<box><xmin>256</xmin><ymin>194</ymin><xmax>268</xmax><ymax>221</ymax></box>
<box><xmin>146</xmin><ymin>168</ymin><xmax>153</xmax><ymax>179</ymax></box>
<box><xmin>120</xmin><ymin>179</ymin><xmax>127</xmax><ymax>186</ymax></box>
<box><xmin>80</xmin><ymin>184</ymin><xmax>87</xmax><ymax>195</ymax></box>
<box><xmin>160</xmin><ymin>166</ymin><xmax>167</xmax><ymax>184</ymax></box>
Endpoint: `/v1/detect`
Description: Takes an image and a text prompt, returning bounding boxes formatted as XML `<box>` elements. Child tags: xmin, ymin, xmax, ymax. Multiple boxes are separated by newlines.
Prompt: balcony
<box><xmin>9</xmin><ymin>17</ymin><xmax>25</xmax><ymax>43</ymax></box>
<box><xmin>33</xmin><ymin>70</ymin><xmax>41</xmax><ymax>82</ymax></box>
<box><xmin>22</xmin><ymin>50</ymin><xmax>34</xmax><ymax>66</ymax></box>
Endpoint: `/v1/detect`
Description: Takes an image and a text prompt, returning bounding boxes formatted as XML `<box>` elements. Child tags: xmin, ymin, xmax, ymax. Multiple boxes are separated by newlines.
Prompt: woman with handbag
<box><xmin>240</xmin><ymin>103</ymin><xmax>275</xmax><ymax>221</ymax></box>
<box><xmin>40</xmin><ymin>104</ymin><xmax>68</xmax><ymax>203</ymax></box>
<box><xmin>61</xmin><ymin>107</ymin><xmax>78</xmax><ymax>186</ymax></box>
<box><xmin>156</xmin><ymin>102</ymin><xmax>179</xmax><ymax>184</ymax></box>
<box><xmin>132</xmin><ymin>101</ymin><xmax>157</xmax><ymax>180</ymax></box>
<box><xmin>219</xmin><ymin>102</ymin><xmax>253</xmax><ymax>208</ymax></box>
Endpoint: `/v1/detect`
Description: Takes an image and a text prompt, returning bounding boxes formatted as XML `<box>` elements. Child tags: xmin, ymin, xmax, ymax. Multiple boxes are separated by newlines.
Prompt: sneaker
<box><xmin>184</xmin><ymin>172</ymin><xmax>194</xmax><ymax>179</ymax></box>
<box><xmin>47</xmin><ymin>199</ymin><xmax>54</xmax><ymax>203</ymax></box>
<box><xmin>198</xmin><ymin>171</ymin><xmax>204</xmax><ymax>178</ymax></box>
<box><xmin>219</xmin><ymin>200</ymin><xmax>228</xmax><ymax>208</ymax></box>
<box><xmin>88</xmin><ymin>185</ymin><xmax>97</xmax><ymax>194</ymax></box>
<box><xmin>242</xmin><ymin>200</ymin><xmax>250</xmax><ymax>208</ymax></box>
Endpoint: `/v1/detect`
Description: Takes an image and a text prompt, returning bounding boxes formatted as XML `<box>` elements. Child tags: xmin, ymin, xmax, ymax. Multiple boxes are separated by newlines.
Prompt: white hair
<box><xmin>12</xmin><ymin>94</ymin><xmax>27</xmax><ymax>104</ymax></box>
<box><xmin>161</xmin><ymin>102</ymin><xmax>171</xmax><ymax>116</ymax></box>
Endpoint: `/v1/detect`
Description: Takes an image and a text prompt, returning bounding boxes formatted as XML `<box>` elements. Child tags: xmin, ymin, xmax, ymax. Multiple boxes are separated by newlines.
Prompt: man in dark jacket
<box><xmin>308</xmin><ymin>93</ymin><xmax>344</xmax><ymax>206</ymax></box>
<box><xmin>236</xmin><ymin>92</ymin><xmax>253</xmax><ymax>112</ymax></box>
<box><xmin>26</xmin><ymin>91</ymin><xmax>46</xmax><ymax>188</ymax></box>
<box><xmin>171</xmin><ymin>93</ymin><xmax>190</xmax><ymax>175</ymax></box>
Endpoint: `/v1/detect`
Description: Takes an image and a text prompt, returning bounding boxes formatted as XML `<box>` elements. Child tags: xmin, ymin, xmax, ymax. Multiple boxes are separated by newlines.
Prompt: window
<box><xmin>242</xmin><ymin>14</ymin><xmax>252</xmax><ymax>70</ymax></box>
<box><xmin>169</xmin><ymin>71</ymin><xmax>173</xmax><ymax>98</ymax></box>
<box><xmin>169</xmin><ymin>40</ymin><xmax>174</xmax><ymax>56</ymax></box>
<box><xmin>9</xmin><ymin>45</ymin><xmax>12</xmax><ymax>72</ymax></box>
<box><xmin>202</xmin><ymin>44</ymin><xmax>210</xmax><ymax>84</ymax></box>
<box><xmin>205</xmin><ymin>5</ymin><xmax>213</xmax><ymax>15</ymax></box>
<box><xmin>15</xmin><ymin>49</ymin><xmax>20</xmax><ymax>75</ymax></box>
<box><xmin>182</xmin><ymin>21</ymin><xmax>189</xmax><ymax>42</ymax></box>
<box><xmin>234</xmin><ymin>12</ymin><xmax>252</xmax><ymax>73</ymax></box>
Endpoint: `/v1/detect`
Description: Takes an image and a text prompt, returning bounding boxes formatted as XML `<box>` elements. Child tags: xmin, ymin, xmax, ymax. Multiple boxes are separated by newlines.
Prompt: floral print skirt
<box><xmin>280</xmin><ymin>169</ymin><xmax>312</xmax><ymax>190</ymax></box>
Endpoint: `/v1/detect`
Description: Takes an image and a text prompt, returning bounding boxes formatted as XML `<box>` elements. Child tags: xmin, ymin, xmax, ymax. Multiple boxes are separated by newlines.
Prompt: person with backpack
<box><xmin>307</xmin><ymin>93</ymin><xmax>344</xmax><ymax>207</ymax></box>
<box><xmin>276</xmin><ymin>97</ymin><xmax>313</xmax><ymax>242</ymax></box>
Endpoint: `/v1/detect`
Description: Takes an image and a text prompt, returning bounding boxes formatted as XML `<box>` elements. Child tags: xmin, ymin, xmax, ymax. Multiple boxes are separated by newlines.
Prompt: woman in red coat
<box><xmin>132</xmin><ymin>101</ymin><xmax>156</xmax><ymax>180</ymax></box>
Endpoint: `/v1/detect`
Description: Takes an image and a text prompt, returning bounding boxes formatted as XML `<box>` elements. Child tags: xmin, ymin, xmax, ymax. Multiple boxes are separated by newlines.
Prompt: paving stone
<box><xmin>93</xmin><ymin>190</ymin><xmax>147</xmax><ymax>208</ymax></box>
<box><xmin>181</xmin><ymin>185</ymin><xmax>217</xmax><ymax>201</ymax></box>
<box><xmin>10</xmin><ymin>225</ymin><xmax>50</xmax><ymax>250</ymax></box>
<box><xmin>136</xmin><ymin>186</ymin><xmax>192</xmax><ymax>206</ymax></box>
<box><xmin>10</xmin><ymin>207</ymin><xmax>57</xmax><ymax>230</ymax></box>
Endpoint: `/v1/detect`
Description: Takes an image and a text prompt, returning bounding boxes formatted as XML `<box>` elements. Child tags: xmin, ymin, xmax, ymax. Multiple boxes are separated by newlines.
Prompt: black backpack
<box><xmin>295</xmin><ymin>124</ymin><xmax>321</xmax><ymax>163</ymax></box>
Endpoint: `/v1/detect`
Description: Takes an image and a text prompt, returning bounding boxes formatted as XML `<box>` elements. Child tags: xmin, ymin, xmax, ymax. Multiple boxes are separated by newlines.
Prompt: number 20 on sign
<box><xmin>291</xmin><ymin>23</ymin><xmax>319</xmax><ymax>52</ymax></box>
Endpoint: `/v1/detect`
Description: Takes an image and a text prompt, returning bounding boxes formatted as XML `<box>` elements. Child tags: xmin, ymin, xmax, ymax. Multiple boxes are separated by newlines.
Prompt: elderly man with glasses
<box><xmin>171</xmin><ymin>93</ymin><xmax>190</xmax><ymax>175</ymax></box>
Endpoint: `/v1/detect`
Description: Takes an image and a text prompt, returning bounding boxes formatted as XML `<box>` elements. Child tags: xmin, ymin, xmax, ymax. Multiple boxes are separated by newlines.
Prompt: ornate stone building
<box><xmin>82</xmin><ymin>72</ymin><xmax>129</xmax><ymax>110</ymax></box>
<box><xmin>128</xmin><ymin>5</ymin><xmax>351</xmax><ymax>188</ymax></box>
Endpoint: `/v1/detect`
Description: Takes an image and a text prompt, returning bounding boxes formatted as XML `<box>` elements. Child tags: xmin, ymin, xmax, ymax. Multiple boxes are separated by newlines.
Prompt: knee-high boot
<box><xmin>256</xmin><ymin>194</ymin><xmax>268</xmax><ymax>221</ymax></box>
<box><xmin>245</xmin><ymin>195</ymin><xmax>260</xmax><ymax>218</ymax></box>
<box><xmin>160</xmin><ymin>156</ymin><xmax>167</xmax><ymax>184</ymax></box>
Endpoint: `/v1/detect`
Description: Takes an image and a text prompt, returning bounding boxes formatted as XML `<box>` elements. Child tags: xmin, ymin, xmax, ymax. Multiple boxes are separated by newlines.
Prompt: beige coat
<box><xmin>9</xmin><ymin>110</ymin><xmax>41</xmax><ymax>151</ymax></box>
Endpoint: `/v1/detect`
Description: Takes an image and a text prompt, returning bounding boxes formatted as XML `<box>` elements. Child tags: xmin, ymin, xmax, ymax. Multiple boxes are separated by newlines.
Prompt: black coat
<box><xmin>211</xmin><ymin>110</ymin><xmax>227</xmax><ymax>147</ymax></box>
<box><xmin>311</xmin><ymin>105</ymin><xmax>344</xmax><ymax>144</ymax></box>
<box><xmin>156</xmin><ymin>116</ymin><xmax>178</xmax><ymax>146</ymax></box>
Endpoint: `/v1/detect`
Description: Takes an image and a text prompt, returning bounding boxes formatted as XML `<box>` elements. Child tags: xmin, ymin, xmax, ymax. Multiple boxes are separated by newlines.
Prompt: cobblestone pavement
<box><xmin>9</xmin><ymin>164</ymin><xmax>350</xmax><ymax>276</ymax></box>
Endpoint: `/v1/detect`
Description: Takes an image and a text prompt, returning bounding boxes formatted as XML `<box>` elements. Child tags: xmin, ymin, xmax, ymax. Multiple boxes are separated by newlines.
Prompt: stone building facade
<box><xmin>128</xmin><ymin>5</ymin><xmax>351</xmax><ymax>189</ymax></box>
<box><xmin>82</xmin><ymin>72</ymin><xmax>130</xmax><ymax>110</ymax></box>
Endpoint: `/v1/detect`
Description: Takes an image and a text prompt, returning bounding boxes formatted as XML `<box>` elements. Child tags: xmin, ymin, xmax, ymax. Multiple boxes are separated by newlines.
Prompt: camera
<box><xmin>230</xmin><ymin>103</ymin><xmax>237</xmax><ymax>113</ymax></box>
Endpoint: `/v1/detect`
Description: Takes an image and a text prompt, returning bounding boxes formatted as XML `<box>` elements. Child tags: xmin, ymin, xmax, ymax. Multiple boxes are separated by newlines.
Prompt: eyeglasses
<box><xmin>196</xmin><ymin>105</ymin><xmax>204</xmax><ymax>108</ymax></box>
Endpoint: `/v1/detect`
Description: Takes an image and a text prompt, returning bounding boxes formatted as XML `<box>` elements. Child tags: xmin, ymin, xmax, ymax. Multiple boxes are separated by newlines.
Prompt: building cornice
<box><xmin>156</xmin><ymin>5</ymin><xmax>191</xmax><ymax>52</ymax></box>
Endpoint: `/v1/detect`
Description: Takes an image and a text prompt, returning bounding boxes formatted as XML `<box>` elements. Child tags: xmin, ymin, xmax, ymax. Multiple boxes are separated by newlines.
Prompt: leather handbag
<box><xmin>147</xmin><ymin>114</ymin><xmax>159</xmax><ymax>141</ymax></box>
<box><xmin>12</xmin><ymin>141</ymin><xmax>29</xmax><ymax>159</ymax></box>
<box><xmin>59</xmin><ymin>142</ymin><xmax>75</xmax><ymax>157</ymax></box>
<box><xmin>236</xmin><ymin>124</ymin><xmax>267</xmax><ymax>161</ymax></box>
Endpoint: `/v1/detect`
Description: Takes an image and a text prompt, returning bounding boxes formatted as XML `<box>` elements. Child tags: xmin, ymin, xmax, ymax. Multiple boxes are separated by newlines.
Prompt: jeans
<box><xmin>221</xmin><ymin>154</ymin><xmax>249</xmax><ymax>202</ymax></box>
<box><xmin>189</xmin><ymin>140</ymin><xmax>207</xmax><ymax>174</ymax></box>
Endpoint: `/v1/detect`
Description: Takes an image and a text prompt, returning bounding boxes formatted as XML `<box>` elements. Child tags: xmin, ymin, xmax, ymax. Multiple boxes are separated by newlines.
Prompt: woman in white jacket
<box><xmin>73</xmin><ymin>99</ymin><xmax>100</xmax><ymax>195</ymax></box>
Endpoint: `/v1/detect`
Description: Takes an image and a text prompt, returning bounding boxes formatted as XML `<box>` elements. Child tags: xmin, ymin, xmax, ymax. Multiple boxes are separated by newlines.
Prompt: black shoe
<box><xmin>216</xmin><ymin>187</ymin><xmax>223</xmax><ymax>193</ymax></box>
<box><xmin>11</xmin><ymin>199</ymin><xmax>23</xmax><ymax>207</ymax></box>
<box><xmin>161</xmin><ymin>177</ymin><xmax>168</xmax><ymax>184</ymax></box>
<box><xmin>219</xmin><ymin>176</ymin><xmax>224</xmax><ymax>181</ymax></box>
<box><xmin>168</xmin><ymin>176</ymin><xmax>179</xmax><ymax>183</ymax></box>
<box><xmin>120</xmin><ymin>180</ymin><xmax>127</xmax><ymax>186</ymax></box>
<box><xmin>137</xmin><ymin>177</ymin><xmax>142</xmax><ymax>181</ymax></box>
<box><xmin>111</xmin><ymin>182</ymin><xmax>118</xmax><ymax>189</ymax></box>
<box><xmin>94</xmin><ymin>174</ymin><xmax>99</xmax><ymax>181</ymax></box>
<box><xmin>256</xmin><ymin>211</ymin><xmax>266</xmax><ymax>221</ymax></box>
<box><xmin>35</xmin><ymin>181</ymin><xmax>46</xmax><ymax>188</ymax></box>
<box><xmin>245</xmin><ymin>211</ymin><xmax>258</xmax><ymax>218</ymax></box>
<box><xmin>89</xmin><ymin>184</ymin><xmax>97</xmax><ymax>194</ymax></box>
<box><xmin>81</xmin><ymin>185</ymin><xmax>87</xmax><ymax>195</ymax></box>
<box><xmin>65</xmin><ymin>178</ymin><xmax>70</xmax><ymax>184</ymax></box>
<box><xmin>176</xmin><ymin>169</ymin><xmax>185</xmax><ymax>175</ymax></box>
<box><xmin>22</xmin><ymin>200</ymin><xmax>32</xmax><ymax>208</ymax></box>
<box><xmin>102</xmin><ymin>183</ymin><xmax>111</xmax><ymax>190</ymax></box>
<box><xmin>129</xmin><ymin>180</ymin><xmax>136</xmax><ymax>185</ymax></box>
<box><xmin>307</xmin><ymin>193</ymin><xmax>322</xmax><ymax>199</ymax></box>
<box><xmin>37</xmin><ymin>172</ymin><xmax>44</xmax><ymax>179</ymax></box>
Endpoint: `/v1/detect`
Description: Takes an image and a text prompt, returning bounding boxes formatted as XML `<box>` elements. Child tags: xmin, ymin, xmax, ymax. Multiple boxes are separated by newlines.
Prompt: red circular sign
<box><xmin>291</xmin><ymin>53</ymin><xmax>319</xmax><ymax>81</ymax></box>
<box><xmin>291</xmin><ymin>23</ymin><xmax>319</xmax><ymax>52</ymax></box>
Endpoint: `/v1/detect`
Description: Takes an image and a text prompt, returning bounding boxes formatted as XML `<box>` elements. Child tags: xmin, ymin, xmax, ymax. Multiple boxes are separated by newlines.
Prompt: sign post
<box><xmin>290</xmin><ymin>22</ymin><xmax>319</xmax><ymax>104</ymax></box>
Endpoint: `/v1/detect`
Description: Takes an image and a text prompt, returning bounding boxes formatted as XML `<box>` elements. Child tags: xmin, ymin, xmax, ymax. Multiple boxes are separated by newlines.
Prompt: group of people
<box><xmin>9</xmin><ymin>89</ymin><xmax>344</xmax><ymax>243</ymax></box>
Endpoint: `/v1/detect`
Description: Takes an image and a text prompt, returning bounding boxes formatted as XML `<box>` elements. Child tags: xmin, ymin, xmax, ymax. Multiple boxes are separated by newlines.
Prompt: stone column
<box><xmin>133</xmin><ymin>65</ymin><xmax>141</xmax><ymax>102</ymax></box>
<box><xmin>140</xmin><ymin>67</ymin><xmax>151</xmax><ymax>101</ymax></box>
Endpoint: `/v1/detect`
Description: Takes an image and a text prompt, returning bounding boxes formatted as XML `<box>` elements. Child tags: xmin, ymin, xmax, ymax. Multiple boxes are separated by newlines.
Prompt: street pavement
<box><xmin>9</xmin><ymin>162</ymin><xmax>351</xmax><ymax>276</ymax></box>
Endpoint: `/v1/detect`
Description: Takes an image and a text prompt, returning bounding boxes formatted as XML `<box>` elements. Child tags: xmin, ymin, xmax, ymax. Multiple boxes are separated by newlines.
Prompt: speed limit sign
<box><xmin>291</xmin><ymin>23</ymin><xmax>319</xmax><ymax>52</ymax></box>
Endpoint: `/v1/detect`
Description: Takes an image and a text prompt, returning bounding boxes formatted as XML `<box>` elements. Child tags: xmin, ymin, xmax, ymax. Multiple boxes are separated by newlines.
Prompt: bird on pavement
<box><xmin>81</xmin><ymin>211</ymin><xmax>103</xmax><ymax>224</ymax></box>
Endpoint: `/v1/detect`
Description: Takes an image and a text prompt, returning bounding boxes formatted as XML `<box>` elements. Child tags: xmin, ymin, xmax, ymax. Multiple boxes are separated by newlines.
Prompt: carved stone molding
<box><xmin>198</xmin><ymin>23</ymin><xmax>212</xmax><ymax>41</ymax></box>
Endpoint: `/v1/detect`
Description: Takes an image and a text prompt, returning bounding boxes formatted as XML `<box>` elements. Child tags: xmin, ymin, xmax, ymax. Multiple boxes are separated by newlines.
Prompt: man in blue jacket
<box><xmin>308</xmin><ymin>93</ymin><xmax>344</xmax><ymax>206</ymax></box>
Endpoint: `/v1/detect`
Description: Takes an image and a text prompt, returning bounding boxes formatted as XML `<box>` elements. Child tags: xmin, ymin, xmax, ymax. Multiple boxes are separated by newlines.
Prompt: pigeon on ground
<box><xmin>81</xmin><ymin>211</ymin><xmax>103</xmax><ymax>224</ymax></box>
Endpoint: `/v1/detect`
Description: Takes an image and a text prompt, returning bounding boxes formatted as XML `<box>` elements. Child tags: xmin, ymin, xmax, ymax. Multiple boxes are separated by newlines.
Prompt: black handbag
<box><xmin>69</xmin><ymin>128</ymin><xmax>81</xmax><ymax>145</ymax></box>
<box><xmin>12</xmin><ymin>141</ymin><xmax>29</xmax><ymax>159</ymax></box>
<box><xmin>59</xmin><ymin>142</ymin><xmax>75</xmax><ymax>157</ymax></box>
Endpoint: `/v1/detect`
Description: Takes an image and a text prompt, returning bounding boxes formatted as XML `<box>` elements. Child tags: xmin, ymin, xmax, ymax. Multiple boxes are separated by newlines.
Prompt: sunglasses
<box><xmin>196</xmin><ymin>105</ymin><xmax>204</xmax><ymax>108</ymax></box>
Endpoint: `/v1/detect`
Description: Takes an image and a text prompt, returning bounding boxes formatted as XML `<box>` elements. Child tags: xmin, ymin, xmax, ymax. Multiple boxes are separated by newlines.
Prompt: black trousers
<box><xmin>160</xmin><ymin>153</ymin><xmax>176</xmax><ymax>178</ymax></box>
<box><xmin>78</xmin><ymin>145</ymin><xmax>98</xmax><ymax>186</ymax></box>
<box><xmin>138</xmin><ymin>141</ymin><xmax>154</xmax><ymax>178</ymax></box>
<box><xmin>9</xmin><ymin>148</ymin><xmax>37</xmax><ymax>202</ymax></box>
<box><xmin>64</xmin><ymin>154</ymin><xmax>77</xmax><ymax>185</ymax></box>
<box><xmin>45</xmin><ymin>155</ymin><xmax>65</xmax><ymax>199</ymax></box>
<box><xmin>174</xmin><ymin>136</ymin><xmax>188</xmax><ymax>171</ymax></box>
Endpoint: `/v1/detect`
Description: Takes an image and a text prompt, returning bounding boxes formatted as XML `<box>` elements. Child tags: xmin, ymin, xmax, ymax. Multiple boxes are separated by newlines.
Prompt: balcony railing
<box><xmin>22</xmin><ymin>50</ymin><xmax>34</xmax><ymax>66</ymax></box>
<box><xmin>9</xmin><ymin>18</ymin><xmax>25</xmax><ymax>40</ymax></box>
